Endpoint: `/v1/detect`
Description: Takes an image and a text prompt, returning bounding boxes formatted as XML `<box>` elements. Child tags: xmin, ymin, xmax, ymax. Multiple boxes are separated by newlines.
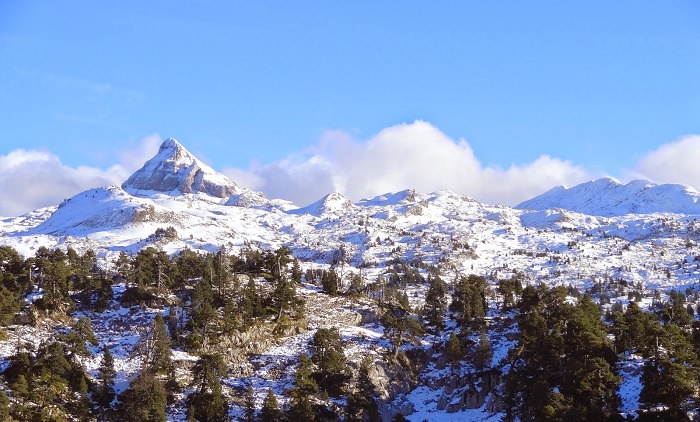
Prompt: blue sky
<box><xmin>1</xmin><ymin>1</ymin><xmax>699</xmax><ymax>215</ymax></box>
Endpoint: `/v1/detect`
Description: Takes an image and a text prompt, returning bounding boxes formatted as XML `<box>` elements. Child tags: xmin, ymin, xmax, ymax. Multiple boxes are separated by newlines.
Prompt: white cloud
<box><xmin>632</xmin><ymin>135</ymin><xmax>700</xmax><ymax>188</ymax></box>
<box><xmin>225</xmin><ymin>121</ymin><xmax>593</xmax><ymax>206</ymax></box>
<box><xmin>8</xmin><ymin>125</ymin><xmax>699</xmax><ymax>218</ymax></box>
<box><xmin>0</xmin><ymin>135</ymin><xmax>161</xmax><ymax>216</ymax></box>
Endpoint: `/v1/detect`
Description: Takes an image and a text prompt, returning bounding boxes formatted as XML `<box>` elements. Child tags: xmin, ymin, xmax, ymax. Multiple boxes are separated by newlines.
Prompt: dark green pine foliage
<box><xmin>259</xmin><ymin>388</ymin><xmax>283</xmax><ymax>422</ymax></box>
<box><xmin>69</xmin><ymin>316</ymin><xmax>98</xmax><ymax>356</ymax></box>
<box><xmin>381</xmin><ymin>302</ymin><xmax>425</xmax><ymax>360</ymax></box>
<box><xmin>559</xmin><ymin>294</ymin><xmax>620</xmax><ymax>421</ymax></box>
<box><xmin>271</xmin><ymin>278</ymin><xmax>304</xmax><ymax>322</ymax></box>
<box><xmin>290</xmin><ymin>259</ymin><xmax>303</xmax><ymax>284</ymax></box>
<box><xmin>189</xmin><ymin>280</ymin><xmax>217</xmax><ymax>350</ymax></box>
<box><xmin>93</xmin><ymin>275</ymin><xmax>113</xmax><ymax>312</ymax></box>
<box><xmin>640</xmin><ymin>322</ymin><xmax>699</xmax><ymax>420</ymax></box>
<box><xmin>0</xmin><ymin>285</ymin><xmax>21</xmax><ymax>325</ymax></box>
<box><xmin>244</xmin><ymin>384</ymin><xmax>255</xmax><ymax>422</ymax></box>
<box><xmin>661</xmin><ymin>289</ymin><xmax>692</xmax><ymax>327</ymax></box>
<box><xmin>117</xmin><ymin>373</ymin><xmax>167</xmax><ymax>422</ymax></box>
<box><xmin>133</xmin><ymin>247</ymin><xmax>157</xmax><ymax>288</ymax></box>
<box><xmin>0</xmin><ymin>391</ymin><xmax>9</xmax><ymax>422</ymax></box>
<box><xmin>174</xmin><ymin>248</ymin><xmax>207</xmax><ymax>290</ymax></box>
<box><xmin>472</xmin><ymin>331</ymin><xmax>492</xmax><ymax>372</ymax></box>
<box><xmin>0</xmin><ymin>246</ymin><xmax>27</xmax><ymax>292</ymax></box>
<box><xmin>141</xmin><ymin>314</ymin><xmax>172</xmax><ymax>374</ymax></box>
<box><xmin>346</xmin><ymin>359</ymin><xmax>380</xmax><ymax>422</ymax></box>
<box><xmin>497</xmin><ymin>277</ymin><xmax>523</xmax><ymax>310</ymax></box>
<box><xmin>321</xmin><ymin>269</ymin><xmax>340</xmax><ymax>296</ymax></box>
<box><xmin>423</xmin><ymin>271</ymin><xmax>448</xmax><ymax>333</ymax></box>
<box><xmin>287</xmin><ymin>354</ymin><xmax>318</xmax><ymax>421</ymax></box>
<box><xmin>445</xmin><ymin>332</ymin><xmax>462</xmax><ymax>374</ymax></box>
<box><xmin>310</xmin><ymin>327</ymin><xmax>350</xmax><ymax>397</ymax></box>
<box><xmin>241</xmin><ymin>276</ymin><xmax>263</xmax><ymax>327</ymax></box>
<box><xmin>34</xmin><ymin>247</ymin><xmax>74</xmax><ymax>312</ymax></box>
<box><xmin>32</xmin><ymin>342</ymin><xmax>72</xmax><ymax>410</ymax></box>
<box><xmin>95</xmin><ymin>345</ymin><xmax>117</xmax><ymax>414</ymax></box>
<box><xmin>186</xmin><ymin>353</ymin><xmax>229</xmax><ymax>422</ymax></box>
<box><xmin>503</xmin><ymin>286</ymin><xmax>620</xmax><ymax>422</ymax></box>
<box><xmin>613</xmin><ymin>301</ymin><xmax>648</xmax><ymax>355</ymax></box>
<box><xmin>5</xmin><ymin>341</ymin><xmax>92</xmax><ymax>420</ymax></box>
<box><xmin>449</xmin><ymin>274</ymin><xmax>487</xmax><ymax>331</ymax></box>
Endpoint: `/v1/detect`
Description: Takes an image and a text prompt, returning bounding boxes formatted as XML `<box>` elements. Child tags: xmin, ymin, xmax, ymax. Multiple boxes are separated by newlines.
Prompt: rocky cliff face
<box><xmin>122</xmin><ymin>138</ymin><xmax>239</xmax><ymax>198</ymax></box>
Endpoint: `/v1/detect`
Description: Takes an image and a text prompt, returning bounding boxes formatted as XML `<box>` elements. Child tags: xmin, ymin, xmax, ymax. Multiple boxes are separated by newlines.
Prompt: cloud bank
<box><xmin>224</xmin><ymin>121</ymin><xmax>594</xmax><ymax>206</ymax></box>
<box><xmin>2</xmin><ymin>124</ymin><xmax>699</xmax><ymax>216</ymax></box>
<box><xmin>632</xmin><ymin>135</ymin><xmax>700</xmax><ymax>188</ymax></box>
<box><xmin>0</xmin><ymin>135</ymin><xmax>161</xmax><ymax>217</ymax></box>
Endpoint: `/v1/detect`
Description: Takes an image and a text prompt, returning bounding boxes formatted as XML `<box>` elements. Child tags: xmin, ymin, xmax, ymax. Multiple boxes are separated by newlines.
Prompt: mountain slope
<box><xmin>517</xmin><ymin>177</ymin><xmax>700</xmax><ymax>216</ymax></box>
<box><xmin>4</xmin><ymin>140</ymin><xmax>700</xmax><ymax>421</ymax></box>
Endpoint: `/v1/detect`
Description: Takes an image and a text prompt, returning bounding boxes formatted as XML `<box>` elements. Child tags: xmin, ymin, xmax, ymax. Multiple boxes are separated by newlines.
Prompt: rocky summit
<box><xmin>122</xmin><ymin>138</ymin><xmax>240</xmax><ymax>198</ymax></box>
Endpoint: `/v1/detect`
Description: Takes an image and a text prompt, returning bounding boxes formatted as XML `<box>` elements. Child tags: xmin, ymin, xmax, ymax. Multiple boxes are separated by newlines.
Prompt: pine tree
<box><xmin>310</xmin><ymin>328</ymin><xmax>350</xmax><ymax>397</ymax></box>
<box><xmin>241</xmin><ymin>276</ymin><xmax>262</xmax><ymax>327</ymax></box>
<box><xmin>346</xmin><ymin>359</ymin><xmax>380</xmax><ymax>422</ymax></box>
<box><xmin>96</xmin><ymin>345</ymin><xmax>117</xmax><ymax>413</ymax></box>
<box><xmin>445</xmin><ymin>331</ymin><xmax>462</xmax><ymax>373</ymax></box>
<box><xmin>423</xmin><ymin>272</ymin><xmax>448</xmax><ymax>333</ymax></box>
<box><xmin>189</xmin><ymin>280</ymin><xmax>217</xmax><ymax>350</ymax></box>
<box><xmin>0</xmin><ymin>285</ymin><xmax>21</xmax><ymax>325</ymax></box>
<box><xmin>449</xmin><ymin>274</ymin><xmax>487</xmax><ymax>330</ymax></box>
<box><xmin>381</xmin><ymin>302</ymin><xmax>425</xmax><ymax>360</ymax></box>
<box><xmin>473</xmin><ymin>331</ymin><xmax>493</xmax><ymax>372</ymax></box>
<box><xmin>75</xmin><ymin>316</ymin><xmax>98</xmax><ymax>346</ymax></box>
<box><xmin>244</xmin><ymin>384</ymin><xmax>256</xmax><ymax>422</ymax></box>
<box><xmin>271</xmin><ymin>278</ymin><xmax>303</xmax><ymax>322</ymax></box>
<box><xmin>0</xmin><ymin>391</ymin><xmax>9</xmax><ymax>422</ymax></box>
<box><xmin>259</xmin><ymin>388</ymin><xmax>283</xmax><ymax>422</ymax></box>
<box><xmin>141</xmin><ymin>314</ymin><xmax>172</xmax><ymax>374</ymax></box>
<box><xmin>503</xmin><ymin>287</ymin><xmax>621</xmax><ymax>422</ymax></box>
<box><xmin>497</xmin><ymin>277</ymin><xmax>522</xmax><ymax>311</ymax></box>
<box><xmin>11</xmin><ymin>373</ymin><xmax>29</xmax><ymax>401</ymax></box>
<box><xmin>117</xmin><ymin>373</ymin><xmax>167</xmax><ymax>422</ymax></box>
<box><xmin>76</xmin><ymin>375</ymin><xmax>91</xmax><ymax>420</ymax></box>
<box><xmin>291</xmin><ymin>259</ymin><xmax>303</xmax><ymax>284</ymax></box>
<box><xmin>187</xmin><ymin>353</ymin><xmax>229</xmax><ymax>422</ymax></box>
<box><xmin>288</xmin><ymin>354</ymin><xmax>318</xmax><ymax>421</ymax></box>
<box><xmin>640</xmin><ymin>323</ymin><xmax>699</xmax><ymax>418</ymax></box>
<box><xmin>321</xmin><ymin>269</ymin><xmax>339</xmax><ymax>296</ymax></box>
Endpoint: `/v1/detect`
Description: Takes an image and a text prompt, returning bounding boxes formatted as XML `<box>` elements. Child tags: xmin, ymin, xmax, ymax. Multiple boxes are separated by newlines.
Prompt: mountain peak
<box><xmin>289</xmin><ymin>192</ymin><xmax>355</xmax><ymax>216</ymax></box>
<box><xmin>122</xmin><ymin>138</ymin><xmax>239</xmax><ymax>198</ymax></box>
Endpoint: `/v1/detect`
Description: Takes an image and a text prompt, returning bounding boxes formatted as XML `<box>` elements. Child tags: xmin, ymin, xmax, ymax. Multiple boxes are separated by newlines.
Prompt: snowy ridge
<box><xmin>517</xmin><ymin>177</ymin><xmax>700</xmax><ymax>216</ymax></box>
<box><xmin>289</xmin><ymin>192</ymin><xmax>355</xmax><ymax>216</ymax></box>
<box><xmin>27</xmin><ymin>186</ymin><xmax>144</xmax><ymax>235</ymax></box>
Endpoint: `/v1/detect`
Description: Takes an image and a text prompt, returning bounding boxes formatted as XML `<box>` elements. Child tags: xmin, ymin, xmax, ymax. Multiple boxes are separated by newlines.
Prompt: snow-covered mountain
<box><xmin>3</xmin><ymin>140</ymin><xmax>700</xmax><ymax>421</ymax></box>
<box><xmin>289</xmin><ymin>192</ymin><xmax>355</xmax><ymax>216</ymax></box>
<box><xmin>3</xmin><ymin>140</ymin><xmax>700</xmax><ymax>285</ymax></box>
<box><xmin>122</xmin><ymin>138</ymin><xmax>240</xmax><ymax>198</ymax></box>
<box><xmin>517</xmin><ymin>177</ymin><xmax>700</xmax><ymax>216</ymax></box>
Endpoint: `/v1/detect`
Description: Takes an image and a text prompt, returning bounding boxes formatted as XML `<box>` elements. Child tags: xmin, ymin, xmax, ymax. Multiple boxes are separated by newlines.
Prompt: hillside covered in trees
<box><xmin>0</xmin><ymin>242</ymin><xmax>699</xmax><ymax>421</ymax></box>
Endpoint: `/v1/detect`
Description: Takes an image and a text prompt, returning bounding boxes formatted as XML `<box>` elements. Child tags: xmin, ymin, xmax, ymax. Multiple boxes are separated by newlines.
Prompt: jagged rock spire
<box><xmin>121</xmin><ymin>138</ymin><xmax>239</xmax><ymax>198</ymax></box>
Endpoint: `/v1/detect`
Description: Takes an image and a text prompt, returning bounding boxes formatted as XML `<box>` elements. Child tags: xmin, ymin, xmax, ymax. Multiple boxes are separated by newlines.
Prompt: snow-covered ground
<box><xmin>1</xmin><ymin>140</ymin><xmax>699</xmax><ymax>420</ymax></box>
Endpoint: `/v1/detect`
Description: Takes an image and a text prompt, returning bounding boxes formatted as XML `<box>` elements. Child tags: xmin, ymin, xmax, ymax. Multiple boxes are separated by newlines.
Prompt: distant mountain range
<box><xmin>517</xmin><ymin>177</ymin><xmax>700</xmax><ymax>216</ymax></box>
<box><xmin>2</xmin><ymin>139</ymin><xmax>700</xmax><ymax>261</ymax></box>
